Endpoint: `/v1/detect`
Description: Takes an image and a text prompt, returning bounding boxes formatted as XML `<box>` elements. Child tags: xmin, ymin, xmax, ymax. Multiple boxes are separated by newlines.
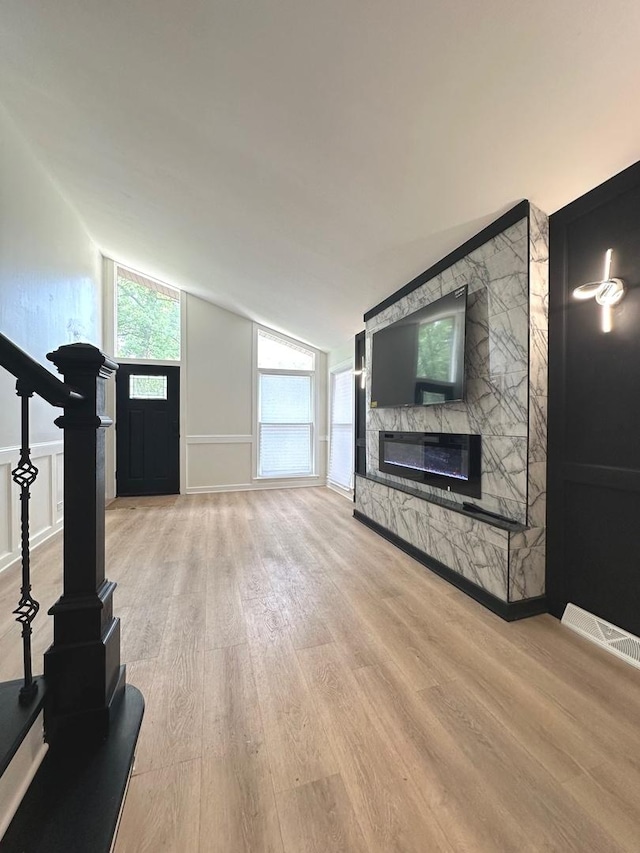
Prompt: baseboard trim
<box><xmin>353</xmin><ymin>510</ymin><xmax>547</xmax><ymax>622</ymax></box>
<box><xmin>186</xmin><ymin>479</ymin><xmax>324</xmax><ymax>494</ymax></box>
<box><xmin>327</xmin><ymin>482</ymin><xmax>354</xmax><ymax>501</ymax></box>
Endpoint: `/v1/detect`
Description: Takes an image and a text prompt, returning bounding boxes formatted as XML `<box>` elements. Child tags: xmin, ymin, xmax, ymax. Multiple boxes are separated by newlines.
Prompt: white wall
<box><xmin>0</xmin><ymin>107</ymin><xmax>102</xmax><ymax>572</ymax></box>
<box><xmin>184</xmin><ymin>293</ymin><xmax>327</xmax><ymax>493</ymax></box>
<box><xmin>185</xmin><ymin>294</ymin><xmax>253</xmax><ymax>490</ymax></box>
<box><xmin>328</xmin><ymin>338</ymin><xmax>355</xmax><ymax>369</ymax></box>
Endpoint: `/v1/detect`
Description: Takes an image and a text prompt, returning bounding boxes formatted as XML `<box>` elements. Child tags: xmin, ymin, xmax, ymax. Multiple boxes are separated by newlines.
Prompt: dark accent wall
<box><xmin>547</xmin><ymin>161</ymin><xmax>640</xmax><ymax>635</ymax></box>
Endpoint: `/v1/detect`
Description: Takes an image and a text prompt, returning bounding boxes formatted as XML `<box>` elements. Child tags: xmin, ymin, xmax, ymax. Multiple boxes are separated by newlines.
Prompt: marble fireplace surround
<box><xmin>355</xmin><ymin>201</ymin><xmax>549</xmax><ymax>614</ymax></box>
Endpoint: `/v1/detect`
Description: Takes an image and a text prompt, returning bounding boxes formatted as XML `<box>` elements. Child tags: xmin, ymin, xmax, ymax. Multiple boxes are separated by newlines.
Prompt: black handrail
<box><xmin>0</xmin><ymin>332</ymin><xmax>84</xmax><ymax>704</ymax></box>
<box><xmin>0</xmin><ymin>333</ymin><xmax>83</xmax><ymax>407</ymax></box>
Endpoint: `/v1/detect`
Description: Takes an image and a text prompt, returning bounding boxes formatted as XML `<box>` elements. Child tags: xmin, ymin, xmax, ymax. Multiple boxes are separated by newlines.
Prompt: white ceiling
<box><xmin>1</xmin><ymin>1</ymin><xmax>640</xmax><ymax>350</ymax></box>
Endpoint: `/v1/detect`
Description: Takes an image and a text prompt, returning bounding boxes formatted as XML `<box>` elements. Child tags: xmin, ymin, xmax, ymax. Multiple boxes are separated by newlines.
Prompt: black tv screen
<box><xmin>370</xmin><ymin>285</ymin><xmax>467</xmax><ymax>408</ymax></box>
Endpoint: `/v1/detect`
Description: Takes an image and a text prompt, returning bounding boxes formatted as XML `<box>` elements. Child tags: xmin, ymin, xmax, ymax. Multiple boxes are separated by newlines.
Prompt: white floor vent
<box><xmin>562</xmin><ymin>603</ymin><xmax>640</xmax><ymax>671</ymax></box>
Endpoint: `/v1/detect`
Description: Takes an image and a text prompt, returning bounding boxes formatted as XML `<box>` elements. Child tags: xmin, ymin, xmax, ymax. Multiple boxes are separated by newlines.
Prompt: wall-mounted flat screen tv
<box><xmin>370</xmin><ymin>285</ymin><xmax>467</xmax><ymax>408</ymax></box>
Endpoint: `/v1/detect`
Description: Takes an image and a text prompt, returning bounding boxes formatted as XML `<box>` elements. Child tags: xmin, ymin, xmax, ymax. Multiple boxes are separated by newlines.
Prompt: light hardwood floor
<box><xmin>2</xmin><ymin>487</ymin><xmax>640</xmax><ymax>851</ymax></box>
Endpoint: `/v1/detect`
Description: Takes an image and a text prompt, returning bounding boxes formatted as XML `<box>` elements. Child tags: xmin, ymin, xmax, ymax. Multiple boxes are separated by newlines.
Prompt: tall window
<box><xmin>257</xmin><ymin>328</ymin><xmax>316</xmax><ymax>478</ymax></box>
<box><xmin>116</xmin><ymin>266</ymin><xmax>181</xmax><ymax>360</ymax></box>
<box><xmin>328</xmin><ymin>366</ymin><xmax>354</xmax><ymax>491</ymax></box>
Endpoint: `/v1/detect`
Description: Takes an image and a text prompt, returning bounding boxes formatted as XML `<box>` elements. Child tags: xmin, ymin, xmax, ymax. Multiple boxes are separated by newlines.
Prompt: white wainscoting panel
<box><xmin>187</xmin><ymin>434</ymin><xmax>253</xmax><ymax>444</ymax></box>
<box><xmin>29</xmin><ymin>454</ymin><xmax>52</xmax><ymax>540</ymax></box>
<box><xmin>186</xmin><ymin>436</ymin><xmax>253</xmax><ymax>490</ymax></box>
<box><xmin>0</xmin><ymin>462</ymin><xmax>12</xmax><ymax>562</ymax></box>
<box><xmin>56</xmin><ymin>451</ymin><xmax>64</xmax><ymax>522</ymax></box>
<box><xmin>185</xmin><ymin>434</ymin><xmax>324</xmax><ymax>493</ymax></box>
<box><xmin>0</xmin><ymin>441</ymin><xmax>64</xmax><ymax>574</ymax></box>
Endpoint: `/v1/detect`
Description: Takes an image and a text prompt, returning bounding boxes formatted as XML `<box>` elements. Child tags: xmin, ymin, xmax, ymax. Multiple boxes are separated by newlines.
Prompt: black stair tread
<box><xmin>1</xmin><ymin>684</ymin><xmax>144</xmax><ymax>853</ymax></box>
<box><xmin>0</xmin><ymin>678</ymin><xmax>46</xmax><ymax>778</ymax></box>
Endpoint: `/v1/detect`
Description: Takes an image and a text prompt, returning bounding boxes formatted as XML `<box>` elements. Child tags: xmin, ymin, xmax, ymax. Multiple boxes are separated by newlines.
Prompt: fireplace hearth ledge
<box><xmin>354</xmin><ymin>509</ymin><xmax>546</xmax><ymax>622</ymax></box>
<box><xmin>354</xmin><ymin>473</ymin><xmax>545</xmax><ymax>611</ymax></box>
<box><xmin>361</xmin><ymin>472</ymin><xmax>525</xmax><ymax>532</ymax></box>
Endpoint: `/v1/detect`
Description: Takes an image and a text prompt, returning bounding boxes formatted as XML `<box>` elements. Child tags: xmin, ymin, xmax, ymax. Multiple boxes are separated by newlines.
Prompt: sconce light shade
<box><xmin>595</xmin><ymin>278</ymin><xmax>625</xmax><ymax>306</ymax></box>
<box><xmin>572</xmin><ymin>248</ymin><xmax>625</xmax><ymax>332</ymax></box>
<box><xmin>353</xmin><ymin>356</ymin><xmax>366</xmax><ymax>389</ymax></box>
<box><xmin>572</xmin><ymin>282</ymin><xmax>603</xmax><ymax>300</ymax></box>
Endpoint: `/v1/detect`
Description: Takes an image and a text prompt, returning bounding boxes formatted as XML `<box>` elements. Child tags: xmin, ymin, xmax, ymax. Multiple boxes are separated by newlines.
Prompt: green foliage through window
<box><xmin>416</xmin><ymin>317</ymin><xmax>454</xmax><ymax>381</ymax></box>
<box><xmin>116</xmin><ymin>271</ymin><xmax>180</xmax><ymax>360</ymax></box>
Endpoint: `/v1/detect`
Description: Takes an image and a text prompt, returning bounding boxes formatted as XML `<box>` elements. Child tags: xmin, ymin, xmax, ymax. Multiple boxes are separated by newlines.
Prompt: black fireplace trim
<box><xmin>353</xmin><ymin>510</ymin><xmax>547</xmax><ymax>622</ymax></box>
<box><xmin>379</xmin><ymin>431</ymin><xmax>482</xmax><ymax>499</ymax></box>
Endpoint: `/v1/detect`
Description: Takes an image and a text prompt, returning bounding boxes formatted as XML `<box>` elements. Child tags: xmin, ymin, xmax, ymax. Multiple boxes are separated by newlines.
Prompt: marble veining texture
<box><xmin>481</xmin><ymin>436</ymin><xmax>528</xmax><ymax>508</ymax></box>
<box><xmin>366</xmin><ymin>429</ymin><xmax>380</xmax><ymax>472</ymax></box>
<box><xmin>516</xmin><ymin>202</ymin><xmax>549</xmax><ymax>600</ymax></box>
<box><xmin>529</xmin><ymin>203</ymin><xmax>550</xmax><ymax>335</ymax></box>
<box><xmin>509</xmin><ymin>546</ymin><xmax>545</xmax><ymax>601</ymax></box>
<box><xmin>465</xmin><ymin>288</ymin><xmax>490</xmax><ymax>380</ymax></box>
<box><xmin>357</xmin><ymin>476</ymin><xmax>510</xmax><ymax>601</ymax></box>
<box><xmin>355</xmin><ymin>475</ymin><xmax>389</xmax><ymax>530</ymax></box>
<box><xmin>529</xmin><ymin>327</ymin><xmax>549</xmax><ymax>398</ymax></box>
<box><xmin>441</xmin><ymin>371</ymin><xmax>528</xmax><ymax>438</ymax></box>
<box><xmin>361</xmin><ymin>208</ymin><xmax>549</xmax><ymax>603</ymax></box>
<box><xmin>488</xmin><ymin>304</ymin><xmax>529</xmax><ymax>377</ymax></box>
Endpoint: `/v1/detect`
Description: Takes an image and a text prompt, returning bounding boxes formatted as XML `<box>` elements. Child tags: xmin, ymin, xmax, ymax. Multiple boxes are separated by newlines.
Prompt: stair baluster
<box><xmin>10</xmin><ymin>382</ymin><xmax>40</xmax><ymax>705</ymax></box>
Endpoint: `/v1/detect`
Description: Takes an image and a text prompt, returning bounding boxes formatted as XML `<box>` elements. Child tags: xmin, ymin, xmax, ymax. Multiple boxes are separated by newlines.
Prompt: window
<box><xmin>328</xmin><ymin>366</ymin><xmax>354</xmax><ymax>490</ymax></box>
<box><xmin>129</xmin><ymin>375</ymin><xmax>168</xmax><ymax>400</ymax></box>
<box><xmin>116</xmin><ymin>266</ymin><xmax>181</xmax><ymax>360</ymax></box>
<box><xmin>257</xmin><ymin>328</ymin><xmax>316</xmax><ymax>478</ymax></box>
<box><xmin>416</xmin><ymin>317</ymin><xmax>455</xmax><ymax>381</ymax></box>
<box><xmin>415</xmin><ymin>311</ymin><xmax>464</xmax><ymax>405</ymax></box>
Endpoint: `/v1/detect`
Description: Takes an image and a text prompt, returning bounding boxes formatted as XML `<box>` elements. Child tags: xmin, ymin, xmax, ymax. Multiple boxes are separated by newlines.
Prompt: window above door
<box><xmin>116</xmin><ymin>265</ymin><xmax>181</xmax><ymax>361</ymax></box>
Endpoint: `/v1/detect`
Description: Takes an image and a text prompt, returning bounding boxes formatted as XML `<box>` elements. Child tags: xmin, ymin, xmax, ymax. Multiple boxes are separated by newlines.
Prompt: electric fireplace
<box><xmin>378</xmin><ymin>431</ymin><xmax>481</xmax><ymax>498</ymax></box>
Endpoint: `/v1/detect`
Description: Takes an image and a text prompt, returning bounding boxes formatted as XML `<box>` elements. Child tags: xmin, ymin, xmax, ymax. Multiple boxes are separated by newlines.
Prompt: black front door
<box><xmin>116</xmin><ymin>364</ymin><xmax>180</xmax><ymax>496</ymax></box>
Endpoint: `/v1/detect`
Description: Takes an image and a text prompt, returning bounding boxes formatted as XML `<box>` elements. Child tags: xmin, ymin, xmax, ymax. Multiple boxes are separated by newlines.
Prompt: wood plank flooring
<box><xmin>2</xmin><ymin>487</ymin><xmax>640</xmax><ymax>851</ymax></box>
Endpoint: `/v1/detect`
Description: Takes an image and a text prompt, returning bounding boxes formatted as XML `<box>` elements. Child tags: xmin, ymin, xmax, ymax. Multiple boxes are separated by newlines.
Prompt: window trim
<box><xmin>328</xmin><ymin>358</ymin><xmax>355</xmax><ymax>495</ymax></box>
<box><xmin>252</xmin><ymin>324</ymin><xmax>321</xmax><ymax>481</ymax></box>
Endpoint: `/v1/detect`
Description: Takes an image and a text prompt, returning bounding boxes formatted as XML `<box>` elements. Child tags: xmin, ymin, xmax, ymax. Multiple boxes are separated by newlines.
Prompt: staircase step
<box><xmin>1</xmin><ymin>684</ymin><xmax>144</xmax><ymax>853</ymax></box>
<box><xmin>0</xmin><ymin>678</ymin><xmax>46</xmax><ymax>778</ymax></box>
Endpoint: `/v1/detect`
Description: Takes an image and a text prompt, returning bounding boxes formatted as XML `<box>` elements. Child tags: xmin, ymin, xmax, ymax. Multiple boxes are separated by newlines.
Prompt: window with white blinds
<box><xmin>328</xmin><ymin>366</ymin><xmax>354</xmax><ymax>490</ymax></box>
<box><xmin>257</xmin><ymin>329</ymin><xmax>316</xmax><ymax>478</ymax></box>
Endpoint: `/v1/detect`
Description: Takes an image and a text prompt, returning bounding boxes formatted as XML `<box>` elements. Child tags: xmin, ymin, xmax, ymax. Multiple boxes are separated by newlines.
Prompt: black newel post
<box><xmin>43</xmin><ymin>343</ymin><xmax>124</xmax><ymax>741</ymax></box>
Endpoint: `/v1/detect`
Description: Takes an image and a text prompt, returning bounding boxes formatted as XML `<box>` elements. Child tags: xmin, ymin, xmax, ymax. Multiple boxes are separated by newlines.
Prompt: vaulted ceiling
<box><xmin>1</xmin><ymin>1</ymin><xmax>639</xmax><ymax>350</ymax></box>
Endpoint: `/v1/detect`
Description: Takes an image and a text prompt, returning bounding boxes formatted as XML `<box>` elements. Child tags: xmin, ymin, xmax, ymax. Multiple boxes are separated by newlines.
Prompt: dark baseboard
<box><xmin>2</xmin><ymin>684</ymin><xmax>144</xmax><ymax>853</ymax></box>
<box><xmin>354</xmin><ymin>510</ymin><xmax>547</xmax><ymax>622</ymax></box>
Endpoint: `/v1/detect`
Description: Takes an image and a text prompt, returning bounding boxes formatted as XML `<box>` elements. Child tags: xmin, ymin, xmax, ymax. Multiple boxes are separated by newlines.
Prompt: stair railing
<box><xmin>0</xmin><ymin>332</ymin><xmax>125</xmax><ymax>741</ymax></box>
